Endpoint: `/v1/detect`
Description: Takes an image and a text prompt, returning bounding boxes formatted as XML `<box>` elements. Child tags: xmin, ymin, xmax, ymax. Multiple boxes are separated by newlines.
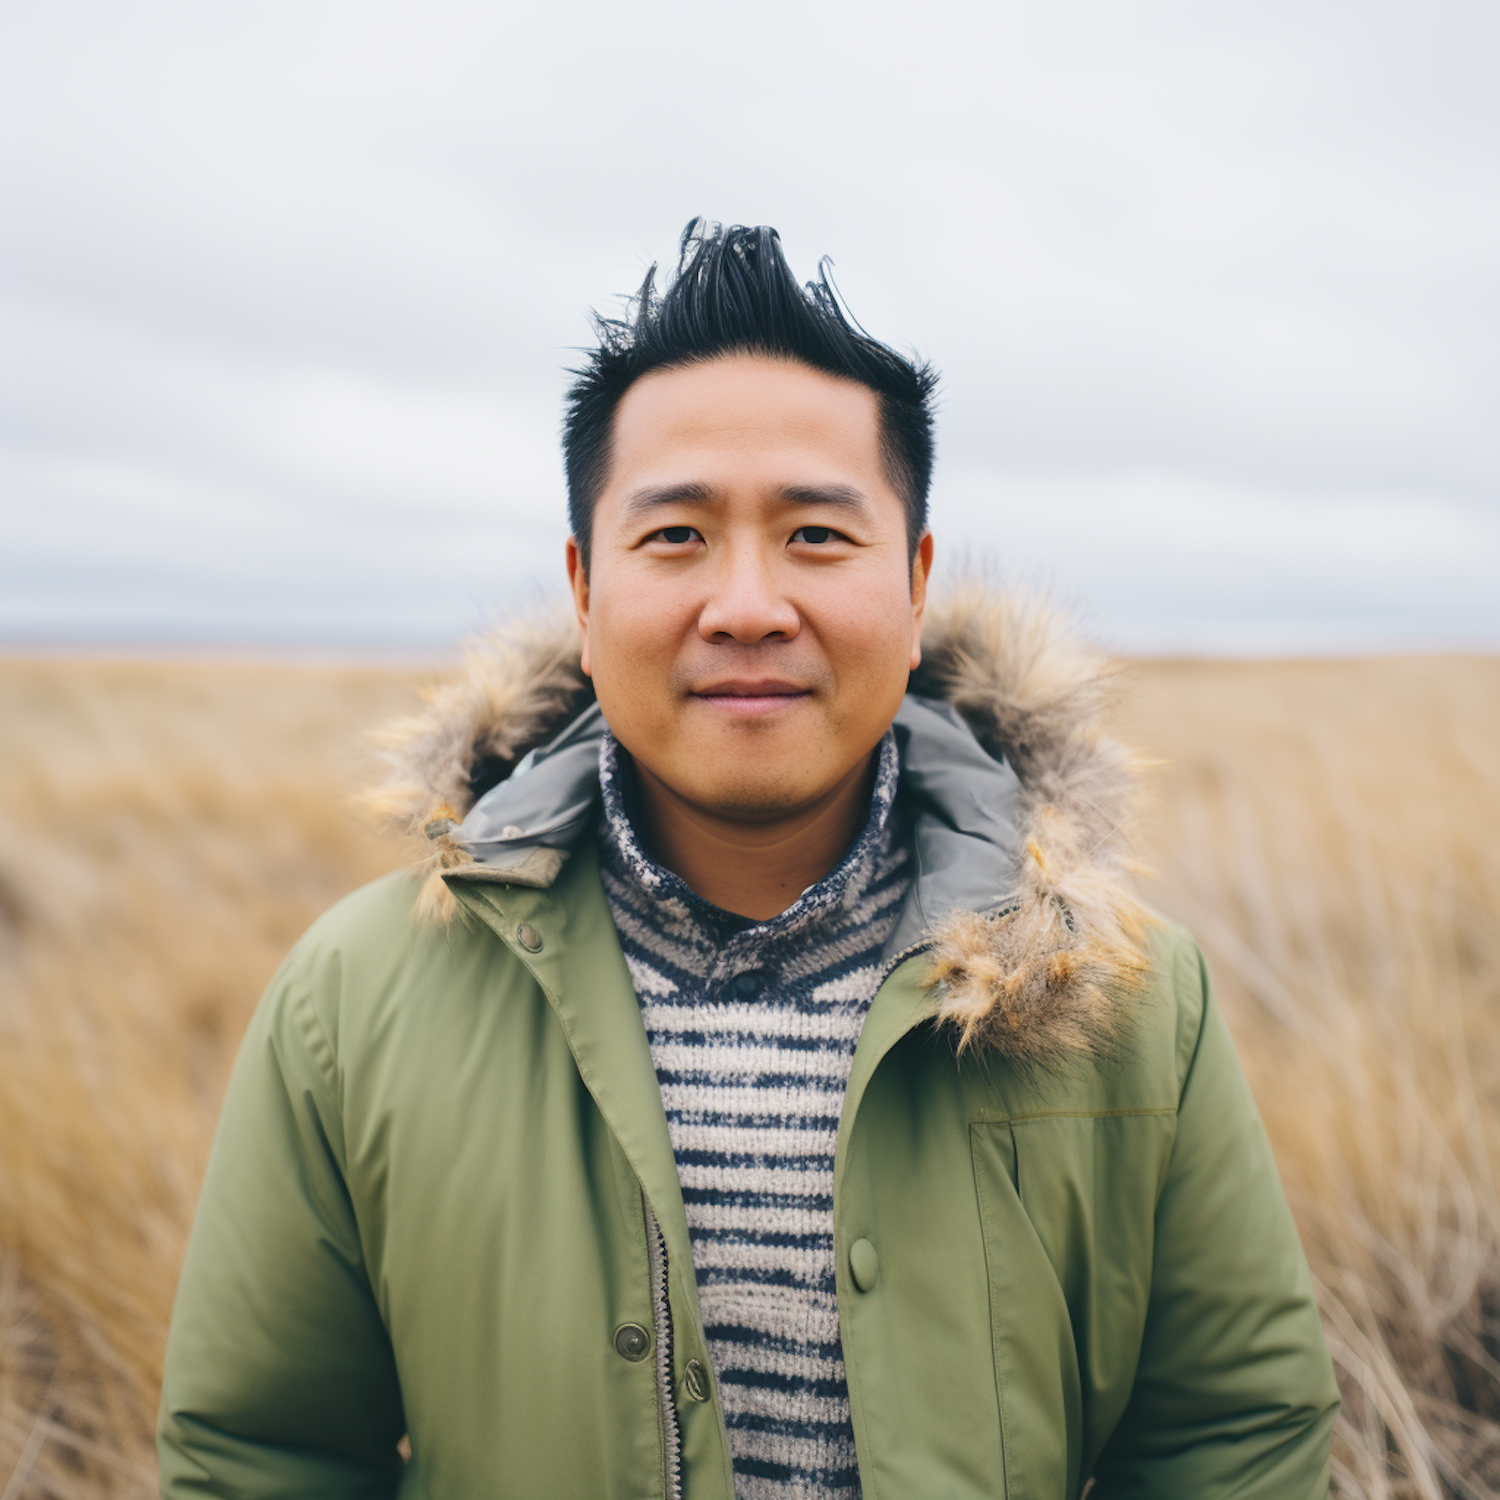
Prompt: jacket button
<box><xmin>515</xmin><ymin>922</ymin><xmax>543</xmax><ymax>953</ymax></box>
<box><xmin>683</xmin><ymin>1359</ymin><xmax>711</xmax><ymax>1402</ymax></box>
<box><xmin>849</xmin><ymin>1237</ymin><xmax>879</xmax><ymax>1292</ymax></box>
<box><xmin>614</xmin><ymin>1323</ymin><xmax>651</xmax><ymax>1361</ymax></box>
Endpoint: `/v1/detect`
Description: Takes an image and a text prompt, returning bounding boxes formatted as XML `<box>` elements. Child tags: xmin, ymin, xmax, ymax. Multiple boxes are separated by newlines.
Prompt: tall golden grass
<box><xmin>1115</xmin><ymin>658</ymin><xmax>1500</xmax><ymax>1498</ymax></box>
<box><xmin>0</xmin><ymin>652</ymin><xmax>1496</xmax><ymax>1497</ymax></box>
<box><xmin>0</xmin><ymin>659</ymin><xmax>419</xmax><ymax>1498</ymax></box>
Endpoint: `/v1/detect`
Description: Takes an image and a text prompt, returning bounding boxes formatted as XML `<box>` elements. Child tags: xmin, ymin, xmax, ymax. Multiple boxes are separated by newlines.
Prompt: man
<box><xmin>159</xmin><ymin>221</ymin><xmax>1339</xmax><ymax>1498</ymax></box>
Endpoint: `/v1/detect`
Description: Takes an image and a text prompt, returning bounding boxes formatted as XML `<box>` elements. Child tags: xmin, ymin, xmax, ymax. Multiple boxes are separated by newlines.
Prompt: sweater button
<box><xmin>849</xmin><ymin>1238</ymin><xmax>879</xmax><ymax>1292</ymax></box>
<box><xmin>732</xmin><ymin>972</ymin><xmax>764</xmax><ymax>998</ymax></box>
<box><xmin>515</xmin><ymin>922</ymin><xmax>543</xmax><ymax>953</ymax></box>
<box><xmin>683</xmin><ymin>1359</ymin><xmax>711</xmax><ymax>1402</ymax></box>
<box><xmin>614</xmin><ymin>1323</ymin><xmax>651</xmax><ymax>1361</ymax></box>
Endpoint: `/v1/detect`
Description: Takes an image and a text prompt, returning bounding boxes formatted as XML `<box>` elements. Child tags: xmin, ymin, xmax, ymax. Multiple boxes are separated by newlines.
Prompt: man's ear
<box><xmin>565</xmin><ymin>536</ymin><xmax>592</xmax><ymax>678</ymax></box>
<box><xmin>909</xmin><ymin>531</ymin><xmax>934</xmax><ymax>671</ymax></box>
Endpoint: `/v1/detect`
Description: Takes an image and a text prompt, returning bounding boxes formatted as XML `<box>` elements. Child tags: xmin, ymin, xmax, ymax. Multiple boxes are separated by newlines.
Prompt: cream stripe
<box><xmin>678</xmin><ymin>1162</ymin><xmax>833</xmax><ymax>1195</ymax></box>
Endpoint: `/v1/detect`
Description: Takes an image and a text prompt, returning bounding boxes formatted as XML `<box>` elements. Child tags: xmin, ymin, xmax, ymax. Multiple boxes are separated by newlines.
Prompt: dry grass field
<box><xmin>0</xmin><ymin>649</ymin><xmax>1497</xmax><ymax>1497</ymax></box>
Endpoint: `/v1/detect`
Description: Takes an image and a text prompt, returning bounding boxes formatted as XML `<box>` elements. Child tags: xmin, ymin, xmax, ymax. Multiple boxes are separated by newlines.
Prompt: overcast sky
<box><xmin>2</xmin><ymin>1</ymin><xmax>1497</xmax><ymax>654</ymax></box>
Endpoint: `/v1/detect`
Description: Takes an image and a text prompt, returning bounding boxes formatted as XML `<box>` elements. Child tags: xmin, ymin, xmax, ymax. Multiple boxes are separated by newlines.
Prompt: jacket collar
<box><xmin>367</xmin><ymin>584</ymin><xmax>1153</xmax><ymax>1065</ymax></box>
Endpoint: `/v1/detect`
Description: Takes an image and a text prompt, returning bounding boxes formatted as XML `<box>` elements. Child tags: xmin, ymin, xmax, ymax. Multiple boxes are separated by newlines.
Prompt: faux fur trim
<box><xmin>910</xmin><ymin>585</ymin><xmax>1154</xmax><ymax>1065</ymax></box>
<box><xmin>363</xmin><ymin>618</ymin><xmax>592</xmax><ymax>922</ymax></box>
<box><xmin>366</xmin><ymin>585</ymin><xmax>1153</xmax><ymax>1061</ymax></box>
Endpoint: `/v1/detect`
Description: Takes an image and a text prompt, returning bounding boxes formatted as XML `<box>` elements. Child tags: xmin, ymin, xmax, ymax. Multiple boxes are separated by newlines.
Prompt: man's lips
<box><xmin>690</xmin><ymin>680</ymin><xmax>812</xmax><ymax>715</ymax></box>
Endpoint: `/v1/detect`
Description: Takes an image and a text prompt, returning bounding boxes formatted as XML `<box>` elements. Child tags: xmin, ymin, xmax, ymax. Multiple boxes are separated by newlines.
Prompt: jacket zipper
<box><xmin>643</xmin><ymin>1198</ymin><xmax>684</xmax><ymax>1500</ymax></box>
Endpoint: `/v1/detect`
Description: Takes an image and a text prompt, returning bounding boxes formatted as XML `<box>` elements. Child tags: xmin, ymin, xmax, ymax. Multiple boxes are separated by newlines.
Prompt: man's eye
<box><xmin>656</xmin><ymin>526</ymin><xmax>699</xmax><ymax>545</ymax></box>
<box><xmin>793</xmin><ymin>526</ymin><xmax>835</xmax><ymax>544</ymax></box>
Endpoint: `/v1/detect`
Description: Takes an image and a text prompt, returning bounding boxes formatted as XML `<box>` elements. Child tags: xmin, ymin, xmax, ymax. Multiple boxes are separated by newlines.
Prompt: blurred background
<box><xmin>3</xmin><ymin>0</ymin><xmax>1498</xmax><ymax>654</ymax></box>
<box><xmin>2</xmin><ymin>4</ymin><xmax>1498</xmax><ymax>1498</ymax></box>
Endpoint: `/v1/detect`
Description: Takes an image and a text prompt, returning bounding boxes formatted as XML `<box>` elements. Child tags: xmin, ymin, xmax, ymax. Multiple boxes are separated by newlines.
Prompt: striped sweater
<box><xmin>598</xmin><ymin>731</ymin><xmax>912</xmax><ymax>1499</ymax></box>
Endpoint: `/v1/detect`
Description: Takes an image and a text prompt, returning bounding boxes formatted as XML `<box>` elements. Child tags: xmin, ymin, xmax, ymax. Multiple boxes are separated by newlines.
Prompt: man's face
<box><xmin>568</xmin><ymin>353</ymin><xmax>932</xmax><ymax>822</ymax></box>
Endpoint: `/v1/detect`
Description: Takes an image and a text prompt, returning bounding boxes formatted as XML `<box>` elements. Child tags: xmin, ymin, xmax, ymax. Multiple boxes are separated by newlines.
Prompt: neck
<box><xmin>631</xmin><ymin>752</ymin><xmax>879</xmax><ymax>922</ymax></box>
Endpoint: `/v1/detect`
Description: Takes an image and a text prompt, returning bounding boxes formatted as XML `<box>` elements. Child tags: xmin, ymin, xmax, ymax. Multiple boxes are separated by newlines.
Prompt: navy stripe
<box><xmin>682</xmin><ymin>1188</ymin><xmax>834</xmax><ymax>1212</ymax></box>
<box><xmin>716</xmin><ymin>1368</ymin><xmax>854</xmax><ymax>1401</ymax></box>
<box><xmin>663</xmin><ymin>1109</ymin><xmax>844</xmax><ymax>1130</ymax></box>
<box><xmin>675</xmin><ymin>1148</ymin><xmax>834</xmax><ymax>1172</ymax></box>
<box><xmin>642</xmin><ymin>1028</ymin><xmax>861</xmax><ymax>1052</ymax></box>
<box><xmin>731</xmin><ymin>1455</ymin><xmax>863</xmax><ymax>1488</ymax></box>
<box><xmin>655</xmin><ymin>1067</ymin><xmax>849</xmax><ymax>1092</ymax></box>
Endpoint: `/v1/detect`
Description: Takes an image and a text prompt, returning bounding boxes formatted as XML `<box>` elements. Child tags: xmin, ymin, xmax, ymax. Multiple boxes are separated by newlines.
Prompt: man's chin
<box><xmin>668</xmin><ymin>767</ymin><xmax>825</xmax><ymax>823</ymax></box>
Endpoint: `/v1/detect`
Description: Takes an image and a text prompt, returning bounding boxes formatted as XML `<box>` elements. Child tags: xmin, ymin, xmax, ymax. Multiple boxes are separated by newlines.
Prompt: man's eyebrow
<box><xmin>776</xmin><ymin>483</ymin><xmax>873</xmax><ymax>513</ymax></box>
<box><xmin>619</xmin><ymin>481</ymin><xmax>875</xmax><ymax>523</ymax></box>
<box><xmin>618</xmin><ymin>482</ymin><xmax>714</xmax><ymax>524</ymax></box>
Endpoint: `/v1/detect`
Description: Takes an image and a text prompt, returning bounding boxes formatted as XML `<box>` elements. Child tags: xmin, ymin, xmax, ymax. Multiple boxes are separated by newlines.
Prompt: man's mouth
<box><xmin>691</xmin><ymin>679</ymin><xmax>812</xmax><ymax>716</ymax></box>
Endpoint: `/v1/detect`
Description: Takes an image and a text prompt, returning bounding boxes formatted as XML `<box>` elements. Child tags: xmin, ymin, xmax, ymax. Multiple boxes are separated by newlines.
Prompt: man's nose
<box><xmin>696</xmin><ymin>545</ymin><xmax>800</xmax><ymax>643</ymax></box>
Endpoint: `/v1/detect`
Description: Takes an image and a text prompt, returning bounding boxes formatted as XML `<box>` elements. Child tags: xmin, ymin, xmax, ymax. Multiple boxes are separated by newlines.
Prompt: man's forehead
<box><xmin>610</xmin><ymin>356</ymin><xmax>882</xmax><ymax>449</ymax></box>
<box><xmin>602</xmin><ymin>357</ymin><xmax>889</xmax><ymax>505</ymax></box>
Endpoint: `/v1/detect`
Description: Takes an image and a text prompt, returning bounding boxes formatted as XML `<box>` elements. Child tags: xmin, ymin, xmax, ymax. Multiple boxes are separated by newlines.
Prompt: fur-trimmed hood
<box><xmin>367</xmin><ymin>585</ymin><xmax>1153</xmax><ymax>1066</ymax></box>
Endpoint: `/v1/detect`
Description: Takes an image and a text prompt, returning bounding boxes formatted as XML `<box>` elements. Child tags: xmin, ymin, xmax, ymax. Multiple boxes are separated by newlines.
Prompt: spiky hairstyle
<box><xmin>563</xmin><ymin>219</ymin><xmax>939</xmax><ymax>568</ymax></box>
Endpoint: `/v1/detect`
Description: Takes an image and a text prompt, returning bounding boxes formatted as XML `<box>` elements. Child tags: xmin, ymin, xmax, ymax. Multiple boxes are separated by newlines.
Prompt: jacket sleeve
<box><xmin>1091</xmin><ymin>940</ymin><xmax>1340</xmax><ymax>1499</ymax></box>
<box><xmin>157</xmin><ymin>947</ymin><xmax>405</xmax><ymax>1498</ymax></box>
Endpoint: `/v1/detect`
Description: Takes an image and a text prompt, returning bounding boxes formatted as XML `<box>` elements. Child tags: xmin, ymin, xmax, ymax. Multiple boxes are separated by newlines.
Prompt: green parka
<box><xmin>158</xmin><ymin>590</ymin><xmax>1339</xmax><ymax>1499</ymax></box>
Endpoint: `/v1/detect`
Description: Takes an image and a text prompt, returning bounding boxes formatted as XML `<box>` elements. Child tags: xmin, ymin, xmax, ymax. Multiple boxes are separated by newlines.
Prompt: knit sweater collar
<box><xmin>597</xmin><ymin>729</ymin><xmax>904</xmax><ymax>975</ymax></box>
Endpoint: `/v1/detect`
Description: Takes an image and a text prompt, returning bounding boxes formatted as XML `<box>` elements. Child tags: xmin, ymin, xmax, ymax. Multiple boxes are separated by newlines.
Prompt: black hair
<box><xmin>563</xmin><ymin>219</ymin><xmax>939</xmax><ymax>570</ymax></box>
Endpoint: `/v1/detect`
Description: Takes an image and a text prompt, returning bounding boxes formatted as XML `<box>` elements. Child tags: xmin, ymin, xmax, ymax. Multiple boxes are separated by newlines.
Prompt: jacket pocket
<box><xmin>972</xmin><ymin>1111</ymin><xmax>1176</xmax><ymax>1499</ymax></box>
<box><xmin>971</xmin><ymin>1122</ymin><xmax>1081</xmax><ymax>1500</ymax></box>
